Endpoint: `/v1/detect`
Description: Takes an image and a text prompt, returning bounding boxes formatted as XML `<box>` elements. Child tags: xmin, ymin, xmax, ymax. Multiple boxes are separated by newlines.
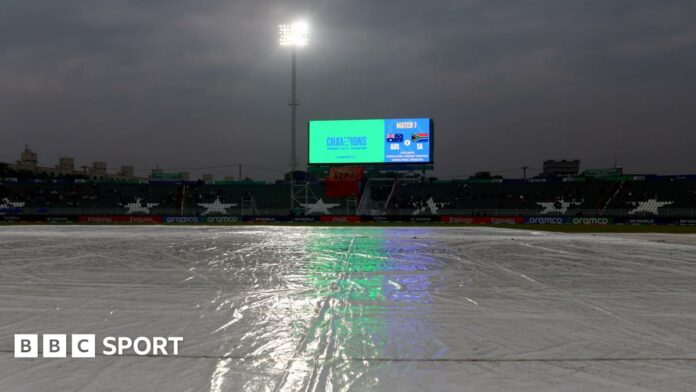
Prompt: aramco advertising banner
<box><xmin>308</xmin><ymin>118</ymin><xmax>433</xmax><ymax>164</ymax></box>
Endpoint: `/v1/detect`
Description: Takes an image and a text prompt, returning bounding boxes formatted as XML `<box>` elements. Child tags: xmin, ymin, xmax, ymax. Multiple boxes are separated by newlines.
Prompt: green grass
<box><xmin>480</xmin><ymin>224</ymin><xmax>696</xmax><ymax>234</ymax></box>
<box><xmin>2</xmin><ymin>222</ymin><xmax>696</xmax><ymax>234</ymax></box>
<box><xmin>189</xmin><ymin>222</ymin><xmax>696</xmax><ymax>233</ymax></box>
<box><xmin>262</xmin><ymin>222</ymin><xmax>696</xmax><ymax>233</ymax></box>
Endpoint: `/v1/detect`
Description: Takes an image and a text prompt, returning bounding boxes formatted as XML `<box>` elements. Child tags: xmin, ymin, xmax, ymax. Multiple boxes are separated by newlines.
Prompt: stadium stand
<box><xmin>2</xmin><ymin>173</ymin><xmax>696</xmax><ymax>217</ymax></box>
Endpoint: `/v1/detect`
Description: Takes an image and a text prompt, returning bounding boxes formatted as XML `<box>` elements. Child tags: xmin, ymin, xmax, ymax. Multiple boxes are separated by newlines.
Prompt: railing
<box><xmin>387</xmin><ymin>208</ymin><xmax>696</xmax><ymax>217</ymax></box>
<box><xmin>3</xmin><ymin>207</ymin><xmax>291</xmax><ymax>216</ymax></box>
<box><xmin>4</xmin><ymin>207</ymin><xmax>696</xmax><ymax>217</ymax></box>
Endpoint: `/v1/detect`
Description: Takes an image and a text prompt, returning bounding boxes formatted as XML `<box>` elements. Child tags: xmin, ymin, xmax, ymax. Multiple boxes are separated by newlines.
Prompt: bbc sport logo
<box><xmin>14</xmin><ymin>334</ymin><xmax>183</xmax><ymax>358</ymax></box>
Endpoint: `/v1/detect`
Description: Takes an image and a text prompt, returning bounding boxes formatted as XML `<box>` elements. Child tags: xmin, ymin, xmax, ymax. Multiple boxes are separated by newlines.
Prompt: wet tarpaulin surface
<box><xmin>1</xmin><ymin>226</ymin><xmax>695</xmax><ymax>391</ymax></box>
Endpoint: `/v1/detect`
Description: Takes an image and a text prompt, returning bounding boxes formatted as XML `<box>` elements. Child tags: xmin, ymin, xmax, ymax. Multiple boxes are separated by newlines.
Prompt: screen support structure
<box><xmin>291</xmin><ymin>179</ymin><xmax>314</xmax><ymax>215</ymax></box>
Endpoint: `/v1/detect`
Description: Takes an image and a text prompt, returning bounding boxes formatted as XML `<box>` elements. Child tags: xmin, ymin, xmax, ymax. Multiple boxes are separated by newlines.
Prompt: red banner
<box><xmin>325</xmin><ymin>167</ymin><xmax>364</xmax><ymax>198</ymax></box>
<box><xmin>328</xmin><ymin>166</ymin><xmax>364</xmax><ymax>180</ymax></box>
<box><xmin>320</xmin><ymin>215</ymin><xmax>361</xmax><ymax>223</ymax></box>
<box><xmin>325</xmin><ymin>181</ymin><xmax>361</xmax><ymax>198</ymax></box>
<box><xmin>78</xmin><ymin>215</ymin><xmax>163</xmax><ymax>224</ymax></box>
<box><xmin>440</xmin><ymin>216</ymin><xmax>523</xmax><ymax>224</ymax></box>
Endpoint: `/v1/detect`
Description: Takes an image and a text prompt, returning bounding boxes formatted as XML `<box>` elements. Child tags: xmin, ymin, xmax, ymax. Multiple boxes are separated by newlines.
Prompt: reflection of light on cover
<box><xmin>299</xmin><ymin>228</ymin><xmax>437</xmax><ymax>368</ymax></box>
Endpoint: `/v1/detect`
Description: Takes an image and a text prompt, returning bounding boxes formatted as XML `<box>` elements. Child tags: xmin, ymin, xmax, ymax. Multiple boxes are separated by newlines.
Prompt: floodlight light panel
<box><xmin>278</xmin><ymin>21</ymin><xmax>309</xmax><ymax>47</ymax></box>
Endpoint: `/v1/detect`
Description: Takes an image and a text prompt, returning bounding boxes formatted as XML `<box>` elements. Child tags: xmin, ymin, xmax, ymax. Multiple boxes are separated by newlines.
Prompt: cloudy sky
<box><xmin>2</xmin><ymin>0</ymin><xmax>695</xmax><ymax>179</ymax></box>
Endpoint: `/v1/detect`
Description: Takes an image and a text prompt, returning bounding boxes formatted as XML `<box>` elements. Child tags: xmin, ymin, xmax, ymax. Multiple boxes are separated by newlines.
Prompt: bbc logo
<box><xmin>15</xmin><ymin>334</ymin><xmax>95</xmax><ymax>358</ymax></box>
<box><xmin>15</xmin><ymin>334</ymin><xmax>183</xmax><ymax>358</ymax></box>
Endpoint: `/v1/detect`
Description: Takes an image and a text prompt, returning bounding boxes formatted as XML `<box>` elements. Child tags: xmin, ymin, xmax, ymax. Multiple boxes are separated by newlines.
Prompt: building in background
<box><xmin>542</xmin><ymin>159</ymin><xmax>580</xmax><ymax>178</ymax></box>
<box><xmin>2</xmin><ymin>147</ymin><xmax>143</xmax><ymax>180</ymax></box>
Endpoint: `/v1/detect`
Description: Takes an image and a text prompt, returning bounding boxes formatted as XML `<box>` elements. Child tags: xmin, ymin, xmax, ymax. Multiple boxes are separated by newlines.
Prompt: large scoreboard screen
<box><xmin>308</xmin><ymin>118</ymin><xmax>433</xmax><ymax>165</ymax></box>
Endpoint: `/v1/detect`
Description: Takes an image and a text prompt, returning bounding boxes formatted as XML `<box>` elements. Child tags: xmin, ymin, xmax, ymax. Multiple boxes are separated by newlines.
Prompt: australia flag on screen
<box><xmin>411</xmin><ymin>133</ymin><xmax>429</xmax><ymax>142</ymax></box>
<box><xmin>386</xmin><ymin>133</ymin><xmax>404</xmax><ymax>143</ymax></box>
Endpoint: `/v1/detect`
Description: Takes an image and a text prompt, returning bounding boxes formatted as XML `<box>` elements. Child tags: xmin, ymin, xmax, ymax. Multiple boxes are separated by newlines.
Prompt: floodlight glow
<box><xmin>279</xmin><ymin>21</ymin><xmax>309</xmax><ymax>47</ymax></box>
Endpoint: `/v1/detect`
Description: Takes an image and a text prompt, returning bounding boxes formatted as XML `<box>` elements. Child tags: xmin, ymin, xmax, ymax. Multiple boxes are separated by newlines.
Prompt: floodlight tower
<box><xmin>279</xmin><ymin>21</ymin><xmax>309</xmax><ymax>210</ymax></box>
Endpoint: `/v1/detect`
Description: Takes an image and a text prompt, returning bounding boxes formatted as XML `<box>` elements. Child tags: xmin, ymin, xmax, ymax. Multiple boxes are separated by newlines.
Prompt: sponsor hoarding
<box><xmin>525</xmin><ymin>216</ymin><xmax>613</xmax><ymax>225</ymax></box>
<box><xmin>525</xmin><ymin>216</ymin><xmax>569</xmax><ymax>224</ymax></box>
<box><xmin>0</xmin><ymin>215</ymin><xmax>78</xmax><ymax>223</ymax></box>
<box><xmin>204</xmin><ymin>216</ymin><xmax>241</xmax><ymax>224</ymax></box>
<box><xmin>163</xmin><ymin>216</ymin><xmax>203</xmax><ymax>224</ymax></box>
<box><xmin>4</xmin><ymin>214</ymin><xmax>696</xmax><ymax>226</ymax></box>
<box><xmin>440</xmin><ymin>216</ymin><xmax>524</xmax><ymax>224</ymax></box>
<box><xmin>78</xmin><ymin>216</ymin><xmax>163</xmax><ymax>224</ymax></box>
<box><xmin>320</xmin><ymin>215</ymin><xmax>361</xmax><ymax>223</ymax></box>
<box><xmin>569</xmin><ymin>217</ymin><xmax>613</xmax><ymax>225</ymax></box>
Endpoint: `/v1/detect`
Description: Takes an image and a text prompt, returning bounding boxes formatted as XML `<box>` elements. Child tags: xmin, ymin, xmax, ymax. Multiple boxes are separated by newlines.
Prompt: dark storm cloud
<box><xmin>1</xmin><ymin>0</ymin><xmax>695</xmax><ymax>178</ymax></box>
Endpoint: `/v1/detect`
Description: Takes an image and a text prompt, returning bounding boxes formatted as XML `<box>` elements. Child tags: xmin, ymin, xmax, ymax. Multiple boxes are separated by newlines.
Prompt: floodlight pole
<box><xmin>289</xmin><ymin>46</ymin><xmax>298</xmax><ymax>210</ymax></box>
<box><xmin>290</xmin><ymin>47</ymin><xmax>297</xmax><ymax>174</ymax></box>
<box><xmin>280</xmin><ymin>21</ymin><xmax>307</xmax><ymax>212</ymax></box>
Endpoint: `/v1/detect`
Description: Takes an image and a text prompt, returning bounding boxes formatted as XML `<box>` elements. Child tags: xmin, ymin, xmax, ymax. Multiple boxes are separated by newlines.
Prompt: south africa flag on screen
<box><xmin>411</xmin><ymin>133</ymin><xmax>429</xmax><ymax>142</ymax></box>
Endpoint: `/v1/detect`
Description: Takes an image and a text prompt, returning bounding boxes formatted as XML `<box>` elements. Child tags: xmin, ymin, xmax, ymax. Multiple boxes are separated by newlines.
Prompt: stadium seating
<box><xmin>2</xmin><ymin>176</ymin><xmax>696</xmax><ymax>217</ymax></box>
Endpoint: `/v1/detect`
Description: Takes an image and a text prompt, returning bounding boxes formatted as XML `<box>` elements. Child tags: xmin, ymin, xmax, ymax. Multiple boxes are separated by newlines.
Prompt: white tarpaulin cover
<box><xmin>1</xmin><ymin>226</ymin><xmax>695</xmax><ymax>391</ymax></box>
